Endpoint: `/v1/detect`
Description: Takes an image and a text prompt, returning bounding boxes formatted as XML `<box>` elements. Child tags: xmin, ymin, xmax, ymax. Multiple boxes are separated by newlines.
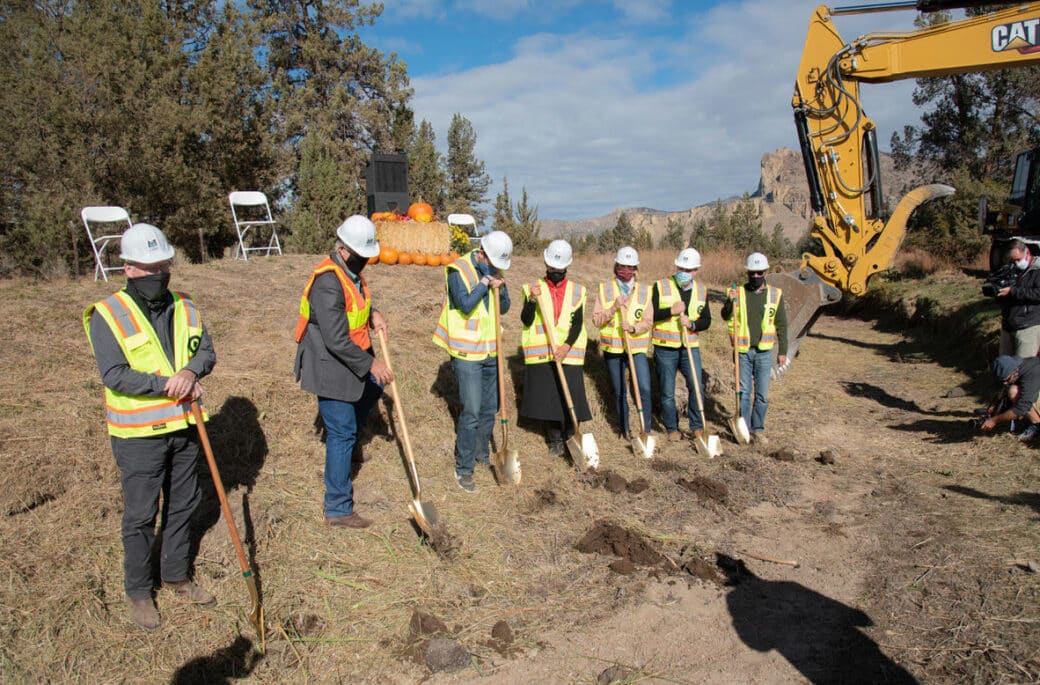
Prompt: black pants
<box><xmin>111</xmin><ymin>429</ymin><xmax>201</xmax><ymax>598</ymax></box>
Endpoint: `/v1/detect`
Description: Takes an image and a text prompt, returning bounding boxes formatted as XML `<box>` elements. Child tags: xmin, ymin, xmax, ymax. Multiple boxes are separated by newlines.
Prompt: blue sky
<box><xmin>359</xmin><ymin>0</ymin><xmax>929</xmax><ymax>222</ymax></box>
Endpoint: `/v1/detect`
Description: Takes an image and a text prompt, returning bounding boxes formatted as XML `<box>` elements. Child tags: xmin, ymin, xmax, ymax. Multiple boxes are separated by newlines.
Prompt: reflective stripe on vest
<box><xmin>432</xmin><ymin>250</ymin><xmax>499</xmax><ymax>360</ymax></box>
<box><xmin>726</xmin><ymin>285</ymin><xmax>781</xmax><ymax>353</ymax></box>
<box><xmin>521</xmin><ymin>279</ymin><xmax>588</xmax><ymax>365</ymax></box>
<box><xmin>652</xmin><ymin>277</ymin><xmax>706</xmax><ymax>348</ymax></box>
<box><xmin>83</xmin><ymin>290</ymin><xmax>207</xmax><ymax>438</ymax></box>
<box><xmin>295</xmin><ymin>258</ymin><xmax>372</xmax><ymax>350</ymax></box>
<box><xmin>597</xmin><ymin>281</ymin><xmax>651</xmax><ymax>354</ymax></box>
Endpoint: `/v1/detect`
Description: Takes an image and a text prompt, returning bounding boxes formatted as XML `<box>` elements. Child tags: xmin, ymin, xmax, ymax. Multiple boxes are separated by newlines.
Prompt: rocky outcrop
<box><xmin>539</xmin><ymin>147</ymin><xmax>920</xmax><ymax>245</ymax></box>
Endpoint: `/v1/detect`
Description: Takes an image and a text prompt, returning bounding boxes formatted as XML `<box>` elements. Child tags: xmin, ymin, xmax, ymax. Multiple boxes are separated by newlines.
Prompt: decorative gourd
<box><xmin>407</xmin><ymin>202</ymin><xmax>434</xmax><ymax>222</ymax></box>
<box><xmin>397</xmin><ymin>252</ymin><xmax>413</xmax><ymax>266</ymax></box>
<box><xmin>426</xmin><ymin>254</ymin><xmax>441</xmax><ymax>267</ymax></box>
<box><xmin>412</xmin><ymin>252</ymin><xmax>428</xmax><ymax>266</ymax></box>
<box><xmin>379</xmin><ymin>246</ymin><xmax>398</xmax><ymax>265</ymax></box>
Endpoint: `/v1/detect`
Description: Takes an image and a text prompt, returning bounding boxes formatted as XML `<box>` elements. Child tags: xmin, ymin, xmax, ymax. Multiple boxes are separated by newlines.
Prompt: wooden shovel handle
<box><xmin>680</xmin><ymin>326</ymin><xmax>707</xmax><ymax>418</ymax></box>
<box><xmin>731</xmin><ymin>290</ymin><xmax>742</xmax><ymax>415</ymax></box>
<box><xmin>492</xmin><ymin>285</ymin><xmax>508</xmax><ymax>422</ymax></box>
<box><xmin>618</xmin><ymin>310</ymin><xmax>647</xmax><ymax>426</ymax></box>
<box><xmin>191</xmin><ymin>401</ymin><xmax>250</xmax><ymax>574</ymax></box>
<box><xmin>534</xmin><ymin>294</ymin><xmax>582</xmax><ymax>430</ymax></box>
<box><xmin>376</xmin><ymin>328</ymin><xmax>423</xmax><ymax>498</ymax></box>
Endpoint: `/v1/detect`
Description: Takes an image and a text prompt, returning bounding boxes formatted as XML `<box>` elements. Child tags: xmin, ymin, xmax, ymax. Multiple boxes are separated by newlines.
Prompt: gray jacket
<box><xmin>294</xmin><ymin>253</ymin><xmax>377</xmax><ymax>402</ymax></box>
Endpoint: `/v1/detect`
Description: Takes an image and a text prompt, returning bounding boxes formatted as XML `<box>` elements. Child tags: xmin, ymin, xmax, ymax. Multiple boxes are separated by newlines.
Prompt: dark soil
<box><xmin>650</xmin><ymin>459</ymin><xmax>687</xmax><ymax>472</ymax></box>
<box><xmin>428</xmin><ymin>523</ymin><xmax>461</xmax><ymax>560</ymax></box>
<box><xmin>675</xmin><ymin>476</ymin><xmax>728</xmax><ymax>504</ymax></box>
<box><xmin>574</xmin><ymin>520</ymin><xmax>665</xmax><ymax>567</ymax></box>
<box><xmin>626</xmin><ymin>477</ymin><xmax>650</xmax><ymax>494</ymax></box>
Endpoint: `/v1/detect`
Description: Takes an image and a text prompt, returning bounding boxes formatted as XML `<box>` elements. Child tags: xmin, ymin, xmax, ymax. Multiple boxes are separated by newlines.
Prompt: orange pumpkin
<box><xmin>379</xmin><ymin>246</ymin><xmax>398</xmax><ymax>265</ymax></box>
<box><xmin>407</xmin><ymin>202</ymin><xmax>434</xmax><ymax>222</ymax></box>
<box><xmin>397</xmin><ymin>252</ymin><xmax>413</xmax><ymax>265</ymax></box>
<box><xmin>367</xmin><ymin>255</ymin><xmax>379</xmax><ymax>265</ymax></box>
<box><xmin>412</xmin><ymin>252</ymin><xmax>428</xmax><ymax>266</ymax></box>
<box><xmin>447</xmin><ymin>251</ymin><xmax>459</xmax><ymax>262</ymax></box>
<box><xmin>426</xmin><ymin>254</ymin><xmax>442</xmax><ymax>267</ymax></box>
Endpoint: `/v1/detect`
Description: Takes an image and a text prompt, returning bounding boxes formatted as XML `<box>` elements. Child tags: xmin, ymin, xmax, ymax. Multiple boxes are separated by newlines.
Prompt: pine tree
<box><xmin>289</xmin><ymin>129</ymin><xmax>350</xmax><ymax>253</ymax></box>
<box><xmin>408</xmin><ymin>120</ymin><xmax>447</xmax><ymax>213</ymax></box>
<box><xmin>445</xmin><ymin>113</ymin><xmax>491</xmax><ymax>225</ymax></box>
<box><xmin>511</xmin><ymin>186</ymin><xmax>542</xmax><ymax>254</ymax></box>
<box><xmin>661</xmin><ymin>217</ymin><xmax>687</xmax><ymax>250</ymax></box>
<box><xmin>492</xmin><ymin>178</ymin><xmax>516</xmax><ymax>234</ymax></box>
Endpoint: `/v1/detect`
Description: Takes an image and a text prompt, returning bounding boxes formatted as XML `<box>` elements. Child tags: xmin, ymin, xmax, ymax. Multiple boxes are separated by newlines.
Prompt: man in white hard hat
<box><xmin>652</xmin><ymin>248</ymin><xmax>713</xmax><ymax>442</ymax></box>
<box><xmin>721</xmin><ymin>252</ymin><xmax>788</xmax><ymax>446</ymax></box>
<box><xmin>433</xmin><ymin>229</ymin><xmax>512</xmax><ymax>492</ymax></box>
<box><xmin>592</xmin><ymin>246</ymin><xmax>653</xmax><ymax>440</ymax></box>
<box><xmin>295</xmin><ymin>215</ymin><xmax>393</xmax><ymax>528</ymax></box>
<box><xmin>84</xmin><ymin>223</ymin><xmax>217</xmax><ymax>631</ymax></box>
<box><xmin>519</xmin><ymin>240</ymin><xmax>591</xmax><ymax>457</ymax></box>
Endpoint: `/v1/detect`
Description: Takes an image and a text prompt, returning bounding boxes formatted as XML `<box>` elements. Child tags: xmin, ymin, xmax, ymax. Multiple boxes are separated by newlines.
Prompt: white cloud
<box><xmin>412</xmin><ymin>0</ymin><xmax>926</xmax><ymax>220</ymax></box>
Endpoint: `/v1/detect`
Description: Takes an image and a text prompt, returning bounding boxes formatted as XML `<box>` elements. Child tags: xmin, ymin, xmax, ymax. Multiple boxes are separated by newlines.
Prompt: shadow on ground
<box><xmin>718</xmin><ymin>553</ymin><xmax>917</xmax><ymax>684</ymax></box>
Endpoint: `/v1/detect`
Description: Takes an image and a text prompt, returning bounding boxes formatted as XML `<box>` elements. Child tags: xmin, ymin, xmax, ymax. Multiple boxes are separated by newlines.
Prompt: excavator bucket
<box><xmin>766</xmin><ymin>268</ymin><xmax>842</xmax><ymax>378</ymax></box>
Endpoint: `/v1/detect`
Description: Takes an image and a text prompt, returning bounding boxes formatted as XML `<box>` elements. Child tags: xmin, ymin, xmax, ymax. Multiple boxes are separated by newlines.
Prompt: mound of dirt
<box><xmin>574</xmin><ymin>520</ymin><xmax>665</xmax><ymax>567</ymax></box>
<box><xmin>650</xmin><ymin>459</ymin><xmax>686</xmax><ymax>472</ymax></box>
<box><xmin>676</xmin><ymin>476</ymin><xmax>728</xmax><ymax>504</ymax></box>
<box><xmin>580</xmin><ymin>470</ymin><xmax>649</xmax><ymax>495</ymax></box>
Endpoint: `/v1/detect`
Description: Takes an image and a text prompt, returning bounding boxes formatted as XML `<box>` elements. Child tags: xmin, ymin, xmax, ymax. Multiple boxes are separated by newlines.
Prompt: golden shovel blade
<box><xmin>729</xmin><ymin>416</ymin><xmax>751</xmax><ymax>445</ymax></box>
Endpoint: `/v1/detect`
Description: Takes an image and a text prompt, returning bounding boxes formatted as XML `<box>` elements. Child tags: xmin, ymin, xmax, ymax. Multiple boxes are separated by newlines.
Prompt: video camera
<box><xmin>982</xmin><ymin>263</ymin><xmax>1018</xmax><ymax>297</ymax></box>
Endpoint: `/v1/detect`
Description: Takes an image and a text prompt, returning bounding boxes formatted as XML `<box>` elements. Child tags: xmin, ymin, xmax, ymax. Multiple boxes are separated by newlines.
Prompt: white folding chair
<box><xmin>82</xmin><ymin>206</ymin><xmax>132</xmax><ymax>281</ymax></box>
<box><xmin>447</xmin><ymin>213</ymin><xmax>483</xmax><ymax>248</ymax></box>
<box><xmin>228</xmin><ymin>191</ymin><xmax>282</xmax><ymax>261</ymax></box>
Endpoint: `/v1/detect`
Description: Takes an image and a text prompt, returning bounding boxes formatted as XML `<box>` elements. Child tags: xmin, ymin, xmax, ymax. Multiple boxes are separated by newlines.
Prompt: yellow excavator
<box><xmin>774</xmin><ymin>0</ymin><xmax>1040</xmax><ymax>371</ymax></box>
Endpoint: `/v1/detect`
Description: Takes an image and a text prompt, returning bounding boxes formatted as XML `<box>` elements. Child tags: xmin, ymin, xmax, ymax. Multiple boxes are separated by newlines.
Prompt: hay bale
<box><xmin>375</xmin><ymin>220</ymin><xmax>451</xmax><ymax>255</ymax></box>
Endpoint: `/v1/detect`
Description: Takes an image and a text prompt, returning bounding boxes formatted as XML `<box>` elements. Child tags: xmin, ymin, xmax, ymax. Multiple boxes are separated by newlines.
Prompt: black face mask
<box><xmin>128</xmin><ymin>273</ymin><xmax>171</xmax><ymax>306</ymax></box>
<box><xmin>545</xmin><ymin>271</ymin><xmax>566</xmax><ymax>285</ymax></box>
<box><xmin>748</xmin><ymin>275</ymin><xmax>766</xmax><ymax>290</ymax></box>
<box><xmin>345</xmin><ymin>252</ymin><xmax>368</xmax><ymax>275</ymax></box>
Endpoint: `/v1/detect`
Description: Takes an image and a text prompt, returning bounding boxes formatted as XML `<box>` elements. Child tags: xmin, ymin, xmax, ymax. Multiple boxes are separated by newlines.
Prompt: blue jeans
<box><xmin>318</xmin><ymin>379</ymin><xmax>383</xmax><ymax>518</ymax></box>
<box><xmin>604</xmin><ymin>352</ymin><xmax>652</xmax><ymax>434</ymax></box>
<box><xmin>452</xmin><ymin>356</ymin><xmax>498</xmax><ymax>477</ymax></box>
<box><xmin>654</xmin><ymin>344</ymin><xmax>704</xmax><ymax>432</ymax></box>
<box><xmin>739</xmin><ymin>347</ymin><xmax>774</xmax><ymax>433</ymax></box>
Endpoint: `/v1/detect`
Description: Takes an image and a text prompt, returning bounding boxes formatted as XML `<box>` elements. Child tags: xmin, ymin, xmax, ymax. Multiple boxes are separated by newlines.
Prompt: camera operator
<box><xmin>996</xmin><ymin>240</ymin><xmax>1040</xmax><ymax>357</ymax></box>
<box><xmin>980</xmin><ymin>355</ymin><xmax>1040</xmax><ymax>442</ymax></box>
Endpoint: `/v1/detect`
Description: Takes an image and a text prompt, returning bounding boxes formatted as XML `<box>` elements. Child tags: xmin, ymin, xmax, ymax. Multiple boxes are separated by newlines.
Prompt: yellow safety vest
<box><xmin>652</xmin><ymin>277</ymin><xmax>706</xmax><ymax>349</ymax></box>
<box><xmin>597</xmin><ymin>280</ymin><xmax>651</xmax><ymax>354</ymax></box>
<box><xmin>432</xmin><ymin>250</ymin><xmax>499</xmax><ymax>360</ymax></box>
<box><xmin>726</xmin><ymin>284</ymin><xmax>782</xmax><ymax>353</ymax></box>
<box><xmin>83</xmin><ymin>290</ymin><xmax>207</xmax><ymax>438</ymax></box>
<box><xmin>521</xmin><ymin>279</ymin><xmax>587</xmax><ymax>365</ymax></box>
<box><xmin>295</xmin><ymin>257</ymin><xmax>372</xmax><ymax>349</ymax></box>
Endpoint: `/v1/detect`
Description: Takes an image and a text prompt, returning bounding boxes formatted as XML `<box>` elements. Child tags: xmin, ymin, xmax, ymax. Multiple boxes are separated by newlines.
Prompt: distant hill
<box><xmin>538</xmin><ymin>147</ymin><xmax>919</xmax><ymax>244</ymax></box>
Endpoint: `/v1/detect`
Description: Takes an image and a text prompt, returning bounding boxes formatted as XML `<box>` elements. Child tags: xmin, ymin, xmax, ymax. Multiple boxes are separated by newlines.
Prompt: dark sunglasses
<box><xmin>749</xmin><ymin>270</ymin><xmax>765</xmax><ymax>276</ymax></box>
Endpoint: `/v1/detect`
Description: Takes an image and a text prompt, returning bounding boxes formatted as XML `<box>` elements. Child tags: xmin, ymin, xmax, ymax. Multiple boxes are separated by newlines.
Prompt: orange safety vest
<box><xmin>295</xmin><ymin>258</ymin><xmax>372</xmax><ymax>349</ymax></box>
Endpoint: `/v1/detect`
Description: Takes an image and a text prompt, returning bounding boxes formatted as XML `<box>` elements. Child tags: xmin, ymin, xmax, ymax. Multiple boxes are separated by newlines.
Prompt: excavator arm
<box><xmin>776</xmin><ymin>0</ymin><xmax>1040</xmax><ymax>370</ymax></box>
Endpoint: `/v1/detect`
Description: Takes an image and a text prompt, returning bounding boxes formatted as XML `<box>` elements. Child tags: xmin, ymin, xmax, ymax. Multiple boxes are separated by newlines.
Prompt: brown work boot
<box><xmin>128</xmin><ymin>597</ymin><xmax>160</xmax><ymax>631</ymax></box>
<box><xmin>325</xmin><ymin>512</ymin><xmax>372</xmax><ymax>529</ymax></box>
<box><xmin>165</xmin><ymin>580</ymin><xmax>217</xmax><ymax>606</ymax></box>
<box><xmin>667</xmin><ymin>431</ymin><xmax>683</xmax><ymax>442</ymax></box>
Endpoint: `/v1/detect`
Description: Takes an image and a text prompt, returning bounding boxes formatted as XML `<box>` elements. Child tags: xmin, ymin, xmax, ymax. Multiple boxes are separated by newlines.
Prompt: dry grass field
<box><xmin>1</xmin><ymin>248</ymin><xmax>1037</xmax><ymax>683</ymax></box>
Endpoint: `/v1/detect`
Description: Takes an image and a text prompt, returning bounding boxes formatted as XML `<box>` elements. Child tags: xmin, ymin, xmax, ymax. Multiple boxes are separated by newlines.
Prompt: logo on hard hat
<box><xmin>147</xmin><ymin>239</ymin><xmax>158</xmax><ymax>250</ymax></box>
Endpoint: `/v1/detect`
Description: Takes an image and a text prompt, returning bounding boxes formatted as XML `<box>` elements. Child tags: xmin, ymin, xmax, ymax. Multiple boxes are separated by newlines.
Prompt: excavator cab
<box><xmin>981</xmin><ymin>147</ymin><xmax>1040</xmax><ymax>268</ymax></box>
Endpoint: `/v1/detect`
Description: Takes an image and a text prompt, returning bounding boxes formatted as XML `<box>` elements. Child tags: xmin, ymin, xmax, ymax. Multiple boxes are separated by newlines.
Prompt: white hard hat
<box><xmin>675</xmin><ymin>248</ymin><xmax>701</xmax><ymax>269</ymax></box>
<box><xmin>336</xmin><ymin>215</ymin><xmax>380</xmax><ymax>258</ymax></box>
<box><xmin>745</xmin><ymin>252</ymin><xmax>770</xmax><ymax>271</ymax></box>
<box><xmin>120</xmin><ymin>223</ymin><xmax>175</xmax><ymax>264</ymax></box>
<box><xmin>543</xmin><ymin>239</ymin><xmax>573</xmax><ymax>269</ymax></box>
<box><xmin>615</xmin><ymin>246</ymin><xmax>639</xmax><ymax>267</ymax></box>
<box><xmin>480</xmin><ymin>230</ymin><xmax>513</xmax><ymax>270</ymax></box>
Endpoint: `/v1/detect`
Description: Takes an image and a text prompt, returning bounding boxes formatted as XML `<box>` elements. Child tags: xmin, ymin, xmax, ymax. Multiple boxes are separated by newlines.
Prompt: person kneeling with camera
<box><xmin>994</xmin><ymin>240</ymin><xmax>1040</xmax><ymax>357</ymax></box>
<box><xmin>980</xmin><ymin>355</ymin><xmax>1040</xmax><ymax>443</ymax></box>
